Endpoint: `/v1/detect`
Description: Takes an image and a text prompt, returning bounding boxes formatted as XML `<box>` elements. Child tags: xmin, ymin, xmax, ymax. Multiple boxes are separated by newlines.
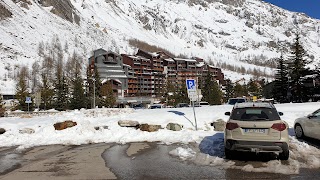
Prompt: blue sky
<box><xmin>264</xmin><ymin>0</ymin><xmax>320</xmax><ymax>20</ymax></box>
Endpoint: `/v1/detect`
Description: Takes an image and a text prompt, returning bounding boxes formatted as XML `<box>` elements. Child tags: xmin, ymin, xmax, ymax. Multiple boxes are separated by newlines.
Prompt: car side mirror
<box><xmin>225</xmin><ymin>112</ymin><xmax>231</xmax><ymax>116</ymax></box>
<box><xmin>278</xmin><ymin>112</ymin><xmax>283</xmax><ymax>116</ymax></box>
<box><xmin>307</xmin><ymin>115</ymin><xmax>316</xmax><ymax>119</ymax></box>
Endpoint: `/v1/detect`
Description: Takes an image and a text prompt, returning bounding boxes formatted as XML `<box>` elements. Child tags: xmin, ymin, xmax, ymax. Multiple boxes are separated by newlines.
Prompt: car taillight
<box><xmin>226</xmin><ymin>122</ymin><xmax>239</xmax><ymax>130</ymax></box>
<box><xmin>271</xmin><ymin>123</ymin><xmax>286</xmax><ymax>131</ymax></box>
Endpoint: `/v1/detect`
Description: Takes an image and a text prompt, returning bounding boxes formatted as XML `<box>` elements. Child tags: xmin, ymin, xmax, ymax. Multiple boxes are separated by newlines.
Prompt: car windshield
<box><xmin>312</xmin><ymin>108</ymin><xmax>320</xmax><ymax>116</ymax></box>
<box><xmin>199</xmin><ymin>102</ymin><xmax>209</xmax><ymax>105</ymax></box>
<box><xmin>228</xmin><ymin>98</ymin><xmax>246</xmax><ymax>105</ymax></box>
<box><xmin>150</xmin><ymin>105</ymin><xmax>162</xmax><ymax>109</ymax></box>
<box><xmin>230</xmin><ymin>108</ymin><xmax>280</xmax><ymax>121</ymax></box>
<box><xmin>178</xmin><ymin>103</ymin><xmax>188</xmax><ymax>107</ymax></box>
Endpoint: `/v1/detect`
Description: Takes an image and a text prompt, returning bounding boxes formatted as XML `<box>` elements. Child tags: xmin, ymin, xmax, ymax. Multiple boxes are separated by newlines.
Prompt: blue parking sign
<box><xmin>186</xmin><ymin>79</ymin><xmax>196</xmax><ymax>90</ymax></box>
<box><xmin>25</xmin><ymin>97</ymin><xmax>32</xmax><ymax>103</ymax></box>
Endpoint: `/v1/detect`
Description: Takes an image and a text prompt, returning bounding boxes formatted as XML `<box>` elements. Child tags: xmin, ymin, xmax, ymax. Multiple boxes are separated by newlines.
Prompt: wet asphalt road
<box><xmin>0</xmin><ymin>142</ymin><xmax>320</xmax><ymax>180</ymax></box>
<box><xmin>103</xmin><ymin>143</ymin><xmax>320</xmax><ymax>180</ymax></box>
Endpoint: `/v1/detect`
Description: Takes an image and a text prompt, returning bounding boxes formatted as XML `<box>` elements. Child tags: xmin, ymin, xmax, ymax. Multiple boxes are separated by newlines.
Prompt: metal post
<box><xmin>192</xmin><ymin>101</ymin><xmax>198</xmax><ymax>130</ymax></box>
<box><xmin>93</xmin><ymin>78</ymin><xmax>96</xmax><ymax>109</ymax></box>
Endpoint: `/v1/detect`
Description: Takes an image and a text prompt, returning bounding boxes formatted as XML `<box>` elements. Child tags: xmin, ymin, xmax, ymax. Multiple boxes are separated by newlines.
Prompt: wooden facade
<box><xmin>121</xmin><ymin>49</ymin><xmax>225</xmax><ymax>97</ymax></box>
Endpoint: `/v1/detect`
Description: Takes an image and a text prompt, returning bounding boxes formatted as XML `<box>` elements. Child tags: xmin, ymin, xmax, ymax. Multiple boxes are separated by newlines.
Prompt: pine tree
<box><xmin>100</xmin><ymin>81</ymin><xmax>116</xmax><ymax>108</ymax></box>
<box><xmin>273</xmin><ymin>55</ymin><xmax>289</xmax><ymax>103</ymax></box>
<box><xmin>67</xmin><ymin>51</ymin><xmax>86</xmax><ymax>110</ymax></box>
<box><xmin>173</xmin><ymin>82</ymin><xmax>189</xmax><ymax>106</ymax></box>
<box><xmin>93</xmin><ymin>67</ymin><xmax>102</xmax><ymax>107</ymax></box>
<box><xmin>52</xmin><ymin>50</ymin><xmax>69</xmax><ymax>111</ymax></box>
<box><xmin>40</xmin><ymin>73</ymin><xmax>54</xmax><ymax>110</ymax></box>
<box><xmin>86</xmin><ymin>67</ymin><xmax>94</xmax><ymax>108</ymax></box>
<box><xmin>287</xmin><ymin>33</ymin><xmax>311</xmax><ymax>102</ymax></box>
<box><xmin>263</xmin><ymin>81</ymin><xmax>275</xmax><ymax>99</ymax></box>
<box><xmin>0</xmin><ymin>94</ymin><xmax>4</xmax><ymax>117</ymax></box>
<box><xmin>247</xmin><ymin>79</ymin><xmax>262</xmax><ymax>98</ymax></box>
<box><xmin>162</xmin><ymin>79</ymin><xmax>176</xmax><ymax>106</ymax></box>
<box><xmin>15</xmin><ymin>66</ymin><xmax>31</xmax><ymax>111</ymax></box>
<box><xmin>224</xmin><ymin>79</ymin><xmax>234</xmax><ymax>102</ymax></box>
<box><xmin>54</xmin><ymin>74</ymin><xmax>69</xmax><ymax>111</ymax></box>
<box><xmin>233</xmin><ymin>83</ymin><xmax>246</xmax><ymax>98</ymax></box>
<box><xmin>70</xmin><ymin>76</ymin><xmax>86</xmax><ymax>110</ymax></box>
<box><xmin>202</xmin><ymin>71</ymin><xmax>223</xmax><ymax>105</ymax></box>
<box><xmin>86</xmin><ymin>66</ymin><xmax>102</xmax><ymax>108</ymax></box>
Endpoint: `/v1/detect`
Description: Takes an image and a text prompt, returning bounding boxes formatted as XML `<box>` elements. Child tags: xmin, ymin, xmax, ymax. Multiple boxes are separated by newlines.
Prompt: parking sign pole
<box><xmin>186</xmin><ymin>79</ymin><xmax>198</xmax><ymax>131</ymax></box>
<box><xmin>192</xmin><ymin>101</ymin><xmax>198</xmax><ymax>130</ymax></box>
<box><xmin>25</xmin><ymin>97</ymin><xmax>31</xmax><ymax>114</ymax></box>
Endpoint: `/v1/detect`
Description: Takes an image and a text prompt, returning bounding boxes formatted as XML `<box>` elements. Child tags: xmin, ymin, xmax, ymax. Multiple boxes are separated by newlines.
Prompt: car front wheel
<box><xmin>225</xmin><ymin>148</ymin><xmax>233</xmax><ymax>160</ymax></box>
<box><xmin>279</xmin><ymin>150</ymin><xmax>289</xmax><ymax>160</ymax></box>
<box><xmin>295</xmin><ymin>124</ymin><xmax>305</xmax><ymax>139</ymax></box>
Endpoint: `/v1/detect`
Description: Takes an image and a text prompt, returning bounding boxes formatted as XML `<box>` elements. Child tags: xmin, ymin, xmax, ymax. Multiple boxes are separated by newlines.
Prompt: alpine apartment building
<box><xmin>89</xmin><ymin>48</ymin><xmax>225</xmax><ymax>100</ymax></box>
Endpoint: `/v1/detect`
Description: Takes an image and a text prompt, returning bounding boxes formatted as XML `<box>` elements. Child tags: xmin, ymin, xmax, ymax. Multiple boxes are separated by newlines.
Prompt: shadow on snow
<box><xmin>198</xmin><ymin>133</ymin><xmax>225</xmax><ymax>158</ymax></box>
<box><xmin>168</xmin><ymin>110</ymin><xmax>195</xmax><ymax>128</ymax></box>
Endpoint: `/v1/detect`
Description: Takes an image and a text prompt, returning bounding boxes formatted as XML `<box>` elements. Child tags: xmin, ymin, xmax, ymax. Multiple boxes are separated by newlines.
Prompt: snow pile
<box><xmin>0</xmin><ymin>102</ymin><xmax>319</xmax><ymax>174</ymax></box>
<box><xmin>171</xmin><ymin>134</ymin><xmax>320</xmax><ymax>175</ymax></box>
<box><xmin>169</xmin><ymin>147</ymin><xmax>196</xmax><ymax>161</ymax></box>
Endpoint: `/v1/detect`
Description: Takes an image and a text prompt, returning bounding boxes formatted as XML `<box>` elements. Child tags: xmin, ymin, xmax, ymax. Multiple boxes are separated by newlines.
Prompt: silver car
<box><xmin>294</xmin><ymin>108</ymin><xmax>320</xmax><ymax>140</ymax></box>
<box><xmin>224</xmin><ymin>102</ymin><xmax>289</xmax><ymax>160</ymax></box>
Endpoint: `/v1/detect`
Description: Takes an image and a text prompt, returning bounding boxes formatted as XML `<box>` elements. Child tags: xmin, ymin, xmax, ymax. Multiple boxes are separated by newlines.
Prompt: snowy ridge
<box><xmin>1</xmin><ymin>0</ymin><xmax>320</xmax><ymax>93</ymax></box>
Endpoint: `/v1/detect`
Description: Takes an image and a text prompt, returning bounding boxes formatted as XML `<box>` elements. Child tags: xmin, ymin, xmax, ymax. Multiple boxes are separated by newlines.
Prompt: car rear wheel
<box><xmin>295</xmin><ymin>124</ymin><xmax>304</xmax><ymax>139</ymax></box>
<box><xmin>225</xmin><ymin>148</ymin><xmax>233</xmax><ymax>159</ymax></box>
<box><xmin>279</xmin><ymin>150</ymin><xmax>289</xmax><ymax>160</ymax></box>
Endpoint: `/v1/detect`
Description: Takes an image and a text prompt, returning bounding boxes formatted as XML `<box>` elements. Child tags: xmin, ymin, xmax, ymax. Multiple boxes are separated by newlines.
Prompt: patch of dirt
<box><xmin>0</xmin><ymin>3</ymin><xmax>13</xmax><ymax>20</ymax></box>
<box><xmin>38</xmin><ymin>0</ymin><xmax>80</xmax><ymax>25</ymax></box>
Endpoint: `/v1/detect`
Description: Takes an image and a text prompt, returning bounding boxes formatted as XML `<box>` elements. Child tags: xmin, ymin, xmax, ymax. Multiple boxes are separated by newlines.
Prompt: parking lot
<box><xmin>1</xmin><ymin>140</ymin><xmax>319</xmax><ymax>179</ymax></box>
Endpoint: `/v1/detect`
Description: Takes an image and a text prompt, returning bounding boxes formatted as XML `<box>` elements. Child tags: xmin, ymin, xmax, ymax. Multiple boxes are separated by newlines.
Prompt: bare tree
<box><xmin>31</xmin><ymin>61</ymin><xmax>41</xmax><ymax>93</ymax></box>
<box><xmin>38</xmin><ymin>41</ymin><xmax>45</xmax><ymax>57</ymax></box>
<box><xmin>65</xmin><ymin>51</ymin><xmax>82</xmax><ymax>81</ymax></box>
<box><xmin>15</xmin><ymin>65</ymin><xmax>31</xmax><ymax>111</ymax></box>
<box><xmin>64</xmin><ymin>41</ymin><xmax>69</xmax><ymax>53</ymax></box>
<box><xmin>41</xmin><ymin>55</ymin><xmax>55</xmax><ymax>81</ymax></box>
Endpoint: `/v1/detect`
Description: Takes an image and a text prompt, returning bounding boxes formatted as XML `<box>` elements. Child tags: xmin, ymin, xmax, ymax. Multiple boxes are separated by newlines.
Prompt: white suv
<box><xmin>224</xmin><ymin>102</ymin><xmax>289</xmax><ymax>160</ymax></box>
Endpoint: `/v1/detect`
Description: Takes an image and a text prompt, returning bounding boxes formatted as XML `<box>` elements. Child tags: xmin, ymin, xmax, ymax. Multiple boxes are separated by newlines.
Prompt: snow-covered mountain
<box><xmin>1</xmin><ymin>0</ymin><xmax>320</xmax><ymax>93</ymax></box>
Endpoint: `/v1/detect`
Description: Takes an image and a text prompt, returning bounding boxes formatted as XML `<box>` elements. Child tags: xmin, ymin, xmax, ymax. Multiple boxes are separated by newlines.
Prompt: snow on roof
<box><xmin>128</xmin><ymin>55</ymin><xmax>139</xmax><ymax>59</ymax></box>
<box><xmin>302</xmin><ymin>74</ymin><xmax>317</xmax><ymax>79</ymax></box>
<box><xmin>101</xmin><ymin>78</ymin><xmax>122</xmax><ymax>84</ymax></box>
<box><xmin>164</xmin><ymin>58</ymin><xmax>175</xmax><ymax>62</ymax></box>
<box><xmin>174</xmin><ymin>58</ymin><xmax>197</xmax><ymax>62</ymax></box>
<box><xmin>196</xmin><ymin>62</ymin><xmax>205</xmax><ymax>67</ymax></box>
<box><xmin>106</xmin><ymin>69</ymin><xmax>126</xmax><ymax>73</ymax></box>
<box><xmin>148</xmin><ymin>52</ymin><xmax>159</xmax><ymax>57</ymax></box>
<box><xmin>128</xmin><ymin>55</ymin><xmax>150</xmax><ymax>61</ymax></box>
<box><xmin>113</xmin><ymin>79</ymin><xmax>122</xmax><ymax>84</ymax></box>
<box><xmin>106</xmin><ymin>75</ymin><xmax>128</xmax><ymax>78</ymax></box>
<box><xmin>137</xmin><ymin>56</ymin><xmax>150</xmax><ymax>61</ymax></box>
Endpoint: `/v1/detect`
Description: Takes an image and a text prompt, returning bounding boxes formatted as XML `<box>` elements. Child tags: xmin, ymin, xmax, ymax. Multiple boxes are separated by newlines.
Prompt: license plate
<box><xmin>244</xmin><ymin>129</ymin><xmax>266</xmax><ymax>133</ymax></box>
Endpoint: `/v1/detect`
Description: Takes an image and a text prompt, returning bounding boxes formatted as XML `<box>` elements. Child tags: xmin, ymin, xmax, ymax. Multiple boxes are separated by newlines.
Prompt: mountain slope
<box><xmin>0</xmin><ymin>0</ymin><xmax>320</xmax><ymax>92</ymax></box>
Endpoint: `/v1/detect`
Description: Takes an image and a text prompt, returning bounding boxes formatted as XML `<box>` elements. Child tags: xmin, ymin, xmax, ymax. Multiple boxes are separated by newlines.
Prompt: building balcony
<box><xmin>153</xmin><ymin>67</ymin><xmax>164</xmax><ymax>71</ymax></box>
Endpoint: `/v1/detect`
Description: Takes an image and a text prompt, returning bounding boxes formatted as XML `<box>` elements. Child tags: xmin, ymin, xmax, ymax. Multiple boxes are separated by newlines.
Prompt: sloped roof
<box><xmin>174</xmin><ymin>58</ymin><xmax>197</xmax><ymax>62</ymax></box>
